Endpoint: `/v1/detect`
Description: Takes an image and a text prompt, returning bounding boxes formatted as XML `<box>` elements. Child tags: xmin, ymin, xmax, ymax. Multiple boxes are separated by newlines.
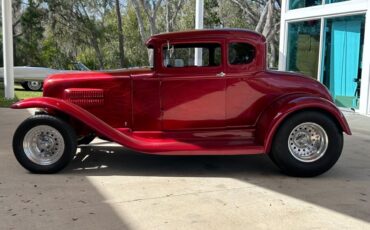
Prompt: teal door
<box><xmin>330</xmin><ymin>19</ymin><xmax>361</xmax><ymax>108</ymax></box>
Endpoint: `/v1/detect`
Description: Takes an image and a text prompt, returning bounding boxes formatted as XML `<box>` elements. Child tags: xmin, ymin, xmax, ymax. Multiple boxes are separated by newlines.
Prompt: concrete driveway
<box><xmin>0</xmin><ymin>108</ymin><xmax>369</xmax><ymax>230</ymax></box>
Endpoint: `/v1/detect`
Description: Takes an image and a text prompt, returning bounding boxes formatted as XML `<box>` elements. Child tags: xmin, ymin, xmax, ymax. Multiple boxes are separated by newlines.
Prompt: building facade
<box><xmin>279</xmin><ymin>0</ymin><xmax>370</xmax><ymax>115</ymax></box>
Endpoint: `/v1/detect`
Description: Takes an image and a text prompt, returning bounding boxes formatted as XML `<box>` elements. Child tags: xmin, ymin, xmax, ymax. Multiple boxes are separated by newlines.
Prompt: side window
<box><xmin>163</xmin><ymin>43</ymin><xmax>221</xmax><ymax>68</ymax></box>
<box><xmin>228</xmin><ymin>43</ymin><xmax>255</xmax><ymax>65</ymax></box>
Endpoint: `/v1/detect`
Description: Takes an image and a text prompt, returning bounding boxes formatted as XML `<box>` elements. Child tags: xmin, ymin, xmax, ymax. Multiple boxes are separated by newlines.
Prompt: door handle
<box><xmin>216</xmin><ymin>72</ymin><xmax>226</xmax><ymax>77</ymax></box>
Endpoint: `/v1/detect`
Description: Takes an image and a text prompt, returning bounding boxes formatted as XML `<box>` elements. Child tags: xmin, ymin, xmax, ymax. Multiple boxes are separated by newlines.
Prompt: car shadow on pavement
<box><xmin>65</xmin><ymin>142</ymin><xmax>370</xmax><ymax>224</ymax></box>
<box><xmin>70</xmin><ymin>145</ymin><xmax>278</xmax><ymax>177</ymax></box>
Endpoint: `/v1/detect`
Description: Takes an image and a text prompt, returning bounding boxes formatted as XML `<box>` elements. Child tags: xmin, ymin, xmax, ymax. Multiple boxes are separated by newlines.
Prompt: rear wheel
<box><xmin>270</xmin><ymin>111</ymin><xmax>343</xmax><ymax>177</ymax></box>
<box><xmin>13</xmin><ymin>115</ymin><xmax>77</xmax><ymax>173</ymax></box>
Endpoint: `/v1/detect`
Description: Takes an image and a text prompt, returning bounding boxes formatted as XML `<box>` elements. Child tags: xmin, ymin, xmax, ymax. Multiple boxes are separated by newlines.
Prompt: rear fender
<box><xmin>256</xmin><ymin>94</ymin><xmax>351</xmax><ymax>153</ymax></box>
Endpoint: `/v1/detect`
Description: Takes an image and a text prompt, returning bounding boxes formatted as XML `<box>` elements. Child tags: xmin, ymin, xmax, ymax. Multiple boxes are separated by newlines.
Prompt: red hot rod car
<box><xmin>11</xmin><ymin>29</ymin><xmax>351</xmax><ymax>176</ymax></box>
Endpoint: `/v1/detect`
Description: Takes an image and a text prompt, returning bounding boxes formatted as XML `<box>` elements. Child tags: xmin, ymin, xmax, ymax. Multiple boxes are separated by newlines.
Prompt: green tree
<box><xmin>229</xmin><ymin>0</ymin><xmax>281</xmax><ymax>67</ymax></box>
<box><xmin>2</xmin><ymin>0</ymin><xmax>282</xmax><ymax>70</ymax></box>
<box><xmin>46</xmin><ymin>0</ymin><xmax>114</xmax><ymax>69</ymax></box>
<box><xmin>17</xmin><ymin>0</ymin><xmax>47</xmax><ymax>66</ymax></box>
<box><xmin>121</xmin><ymin>3</ymin><xmax>149</xmax><ymax>66</ymax></box>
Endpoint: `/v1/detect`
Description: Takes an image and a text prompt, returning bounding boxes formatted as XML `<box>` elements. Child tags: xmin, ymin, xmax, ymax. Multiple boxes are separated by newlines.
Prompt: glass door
<box><xmin>286</xmin><ymin>20</ymin><xmax>321</xmax><ymax>80</ymax></box>
<box><xmin>321</xmin><ymin>15</ymin><xmax>365</xmax><ymax>109</ymax></box>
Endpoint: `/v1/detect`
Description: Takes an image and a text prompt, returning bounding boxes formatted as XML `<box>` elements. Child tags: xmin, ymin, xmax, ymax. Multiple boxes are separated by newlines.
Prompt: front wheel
<box><xmin>270</xmin><ymin>111</ymin><xmax>343</xmax><ymax>177</ymax></box>
<box><xmin>21</xmin><ymin>81</ymin><xmax>43</xmax><ymax>91</ymax></box>
<box><xmin>13</xmin><ymin>115</ymin><xmax>77</xmax><ymax>173</ymax></box>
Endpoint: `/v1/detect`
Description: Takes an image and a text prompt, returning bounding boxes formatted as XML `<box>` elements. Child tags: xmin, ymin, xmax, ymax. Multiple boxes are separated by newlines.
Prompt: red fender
<box><xmin>11</xmin><ymin>97</ymin><xmax>147</xmax><ymax>149</ymax></box>
<box><xmin>256</xmin><ymin>94</ymin><xmax>351</xmax><ymax>154</ymax></box>
<box><xmin>11</xmin><ymin>97</ymin><xmax>175</xmax><ymax>153</ymax></box>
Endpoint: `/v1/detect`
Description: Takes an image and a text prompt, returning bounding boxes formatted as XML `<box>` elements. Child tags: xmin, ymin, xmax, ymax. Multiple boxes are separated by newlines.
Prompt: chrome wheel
<box><xmin>288</xmin><ymin>122</ymin><xmax>328</xmax><ymax>163</ymax></box>
<box><xmin>23</xmin><ymin>125</ymin><xmax>65</xmax><ymax>165</ymax></box>
<box><xmin>27</xmin><ymin>81</ymin><xmax>42</xmax><ymax>91</ymax></box>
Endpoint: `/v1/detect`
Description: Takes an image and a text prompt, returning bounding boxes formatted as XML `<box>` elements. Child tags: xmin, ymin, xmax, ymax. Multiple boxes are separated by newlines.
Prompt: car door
<box><xmin>225</xmin><ymin>41</ymin><xmax>265</xmax><ymax>127</ymax></box>
<box><xmin>159</xmin><ymin>40</ymin><xmax>226</xmax><ymax>130</ymax></box>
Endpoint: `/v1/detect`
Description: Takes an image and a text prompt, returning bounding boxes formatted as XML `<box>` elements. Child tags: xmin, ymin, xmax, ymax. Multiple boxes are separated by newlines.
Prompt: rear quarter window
<box><xmin>228</xmin><ymin>43</ymin><xmax>256</xmax><ymax>65</ymax></box>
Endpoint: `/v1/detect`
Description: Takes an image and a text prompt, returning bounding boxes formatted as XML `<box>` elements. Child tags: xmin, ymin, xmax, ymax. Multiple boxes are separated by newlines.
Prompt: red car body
<box><xmin>12</xmin><ymin>29</ymin><xmax>351</xmax><ymax>157</ymax></box>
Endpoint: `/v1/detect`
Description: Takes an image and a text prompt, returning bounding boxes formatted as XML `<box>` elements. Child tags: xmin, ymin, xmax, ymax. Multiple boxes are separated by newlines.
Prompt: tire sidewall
<box><xmin>272</xmin><ymin>111</ymin><xmax>343</xmax><ymax>177</ymax></box>
<box><xmin>13</xmin><ymin>115</ymin><xmax>77</xmax><ymax>173</ymax></box>
<box><xmin>26</xmin><ymin>81</ymin><xmax>43</xmax><ymax>91</ymax></box>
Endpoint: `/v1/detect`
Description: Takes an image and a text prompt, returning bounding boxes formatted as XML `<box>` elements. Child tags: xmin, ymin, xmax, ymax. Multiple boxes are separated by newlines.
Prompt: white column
<box><xmin>194</xmin><ymin>0</ymin><xmax>204</xmax><ymax>66</ymax></box>
<box><xmin>2</xmin><ymin>0</ymin><xmax>15</xmax><ymax>99</ymax></box>
<box><xmin>317</xmin><ymin>17</ymin><xmax>325</xmax><ymax>82</ymax></box>
<box><xmin>278</xmin><ymin>0</ymin><xmax>288</xmax><ymax>71</ymax></box>
<box><xmin>359</xmin><ymin>3</ymin><xmax>370</xmax><ymax>115</ymax></box>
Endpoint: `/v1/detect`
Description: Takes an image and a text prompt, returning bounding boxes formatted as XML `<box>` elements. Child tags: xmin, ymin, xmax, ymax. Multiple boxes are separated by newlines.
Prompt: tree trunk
<box><xmin>230</xmin><ymin>0</ymin><xmax>280</xmax><ymax>70</ymax></box>
<box><xmin>262</xmin><ymin>0</ymin><xmax>274</xmax><ymax>41</ymax></box>
<box><xmin>91</xmin><ymin>35</ymin><xmax>104</xmax><ymax>69</ymax></box>
<box><xmin>115</xmin><ymin>0</ymin><xmax>125</xmax><ymax>68</ymax></box>
<box><xmin>131</xmin><ymin>0</ymin><xmax>148</xmax><ymax>43</ymax></box>
<box><xmin>268</xmin><ymin>42</ymin><xmax>275</xmax><ymax>68</ymax></box>
<box><xmin>166</xmin><ymin>2</ymin><xmax>171</xmax><ymax>32</ymax></box>
<box><xmin>131</xmin><ymin>0</ymin><xmax>160</xmax><ymax>64</ymax></box>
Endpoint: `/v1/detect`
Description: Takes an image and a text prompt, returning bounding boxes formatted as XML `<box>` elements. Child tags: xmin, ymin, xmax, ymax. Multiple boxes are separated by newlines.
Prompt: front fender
<box><xmin>256</xmin><ymin>94</ymin><xmax>351</xmax><ymax>154</ymax></box>
<box><xmin>11</xmin><ymin>97</ymin><xmax>143</xmax><ymax>150</ymax></box>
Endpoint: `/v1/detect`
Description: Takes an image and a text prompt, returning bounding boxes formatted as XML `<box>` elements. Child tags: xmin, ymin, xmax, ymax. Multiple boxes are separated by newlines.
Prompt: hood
<box><xmin>46</xmin><ymin>67</ymin><xmax>153</xmax><ymax>81</ymax></box>
<box><xmin>42</xmin><ymin>67</ymin><xmax>154</xmax><ymax>100</ymax></box>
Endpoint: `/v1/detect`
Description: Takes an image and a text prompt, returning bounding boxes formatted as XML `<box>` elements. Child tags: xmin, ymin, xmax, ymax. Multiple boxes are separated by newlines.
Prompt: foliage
<box><xmin>0</xmin><ymin>83</ymin><xmax>42</xmax><ymax>107</ymax></box>
<box><xmin>230</xmin><ymin>0</ymin><xmax>281</xmax><ymax>66</ymax></box>
<box><xmin>0</xmin><ymin>96</ymin><xmax>18</xmax><ymax>107</ymax></box>
<box><xmin>122</xmin><ymin>3</ymin><xmax>150</xmax><ymax>66</ymax></box>
<box><xmin>1</xmin><ymin>0</ymin><xmax>281</xmax><ymax>71</ymax></box>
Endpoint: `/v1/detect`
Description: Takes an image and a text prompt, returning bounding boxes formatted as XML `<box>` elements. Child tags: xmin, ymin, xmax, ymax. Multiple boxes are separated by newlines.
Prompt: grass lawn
<box><xmin>0</xmin><ymin>83</ymin><xmax>42</xmax><ymax>107</ymax></box>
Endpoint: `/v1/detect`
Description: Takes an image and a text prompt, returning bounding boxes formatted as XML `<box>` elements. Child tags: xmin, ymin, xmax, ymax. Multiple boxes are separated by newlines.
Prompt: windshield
<box><xmin>73</xmin><ymin>62</ymin><xmax>90</xmax><ymax>71</ymax></box>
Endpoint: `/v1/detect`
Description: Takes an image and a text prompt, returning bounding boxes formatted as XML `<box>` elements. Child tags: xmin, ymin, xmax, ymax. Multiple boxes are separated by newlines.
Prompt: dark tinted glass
<box><xmin>289</xmin><ymin>0</ymin><xmax>322</xmax><ymax>9</ymax></box>
<box><xmin>163</xmin><ymin>43</ymin><xmax>221</xmax><ymax>68</ymax></box>
<box><xmin>228</xmin><ymin>43</ymin><xmax>255</xmax><ymax>65</ymax></box>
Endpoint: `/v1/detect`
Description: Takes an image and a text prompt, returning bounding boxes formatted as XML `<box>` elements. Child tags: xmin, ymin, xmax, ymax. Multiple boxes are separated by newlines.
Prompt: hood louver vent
<box><xmin>63</xmin><ymin>88</ymin><xmax>104</xmax><ymax>107</ymax></box>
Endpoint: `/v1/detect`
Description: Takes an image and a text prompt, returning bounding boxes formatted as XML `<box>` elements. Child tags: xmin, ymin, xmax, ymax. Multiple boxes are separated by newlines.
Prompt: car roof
<box><xmin>146</xmin><ymin>29</ymin><xmax>266</xmax><ymax>46</ymax></box>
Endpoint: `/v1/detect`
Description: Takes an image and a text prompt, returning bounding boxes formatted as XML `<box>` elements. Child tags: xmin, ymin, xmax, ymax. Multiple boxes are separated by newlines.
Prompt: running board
<box><xmin>117</xmin><ymin>128</ymin><xmax>265</xmax><ymax>155</ymax></box>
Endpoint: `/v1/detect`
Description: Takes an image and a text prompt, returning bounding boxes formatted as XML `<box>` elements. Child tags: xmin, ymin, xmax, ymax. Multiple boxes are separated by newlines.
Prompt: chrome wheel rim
<box><xmin>23</xmin><ymin>125</ymin><xmax>65</xmax><ymax>165</ymax></box>
<box><xmin>288</xmin><ymin>122</ymin><xmax>328</xmax><ymax>163</ymax></box>
<box><xmin>27</xmin><ymin>81</ymin><xmax>42</xmax><ymax>91</ymax></box>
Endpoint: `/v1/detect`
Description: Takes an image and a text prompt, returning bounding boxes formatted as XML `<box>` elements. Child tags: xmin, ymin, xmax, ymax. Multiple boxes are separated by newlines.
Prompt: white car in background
<box><xmin>0</xmin><ymin>63</ymin><xmax>90</xmax><ymax>91</ymax></box>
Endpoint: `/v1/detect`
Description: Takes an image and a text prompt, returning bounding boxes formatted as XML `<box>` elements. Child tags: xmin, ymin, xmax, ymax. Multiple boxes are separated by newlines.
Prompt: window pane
<box><xmin>289</xmin><ymin>0</ymin><xmax>322</xmax><ymax>10</ymax></box>
<box><xmin>325</xmin><ymin>0</ymin><xmax>348</xmax><ymax>3</ymax></box>
<box><xmin>163</xmin><ymin>43</ymin><xmax>221</xmax><ymax>68</ymax></box>
<box><xmin>286</xmin><ymin>20</ymin><xmax>321</xmax><ymax>79</ymax></box>
<box><xmin>147</xmin><ymin>48</ymin><xmax>154</xmax><ymax>68</ymax></box>
<box><xmin>228</xmin><ymin>43</ymin><xmax>255</xmax><ymax>65</ymax></box>
<box><xmin>321</xmin><ymin>14</ymin><xmax>365</xmax><ymax>109</ymax></box>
